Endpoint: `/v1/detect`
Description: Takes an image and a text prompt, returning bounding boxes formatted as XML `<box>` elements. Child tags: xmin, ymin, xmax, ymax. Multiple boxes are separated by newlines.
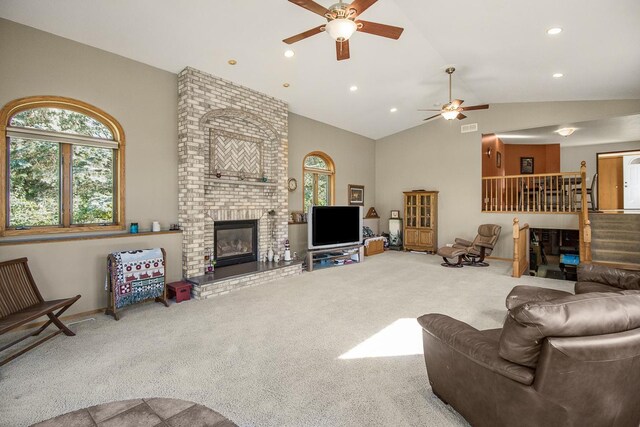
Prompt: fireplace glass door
<box><xmin>214</xmin><ymin>220</ymin><xmax>258</xmax><ymax>267</ymax></box>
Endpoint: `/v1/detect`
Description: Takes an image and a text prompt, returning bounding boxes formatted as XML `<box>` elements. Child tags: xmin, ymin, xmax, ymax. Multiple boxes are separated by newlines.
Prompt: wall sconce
<box><xmin>485</xmin><ymin>147</ymin><xmax>492</xmax><ymax>157</ymax></box>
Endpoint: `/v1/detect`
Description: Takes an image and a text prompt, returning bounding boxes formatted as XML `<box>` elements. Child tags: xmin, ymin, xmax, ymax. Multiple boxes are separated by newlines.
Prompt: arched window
<box><xmin>1</xmin><ymin>96</ymin><xmax>125</xmax><ymax>236</ymax></box>
<box><xmin>303</xmin><ymin>151</ymin><xmax>335</xmax><ymax>213</ymax></box>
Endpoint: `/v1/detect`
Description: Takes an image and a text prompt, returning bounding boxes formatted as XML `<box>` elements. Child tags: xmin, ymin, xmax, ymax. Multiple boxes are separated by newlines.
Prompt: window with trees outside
<box><xmin>303</xmin><ymin>151</ymin><xmax>335</xmax><ymax>213</ymax></box>
<box><xmin>1</xmin><ymin>96</ymin><xmax>125</xmax><ymax>236</ymax></box>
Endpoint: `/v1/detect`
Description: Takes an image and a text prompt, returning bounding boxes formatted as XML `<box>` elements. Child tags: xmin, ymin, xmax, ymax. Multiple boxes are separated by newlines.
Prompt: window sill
<box><xmin>0</xmin><ymin>229</ymin><xmax>182</xmax><ymax>246</ymax></box>
<box><xmin>2</xmin><ymin>224</ymin><xmax>125</xmax><ymax>237</ymax></box>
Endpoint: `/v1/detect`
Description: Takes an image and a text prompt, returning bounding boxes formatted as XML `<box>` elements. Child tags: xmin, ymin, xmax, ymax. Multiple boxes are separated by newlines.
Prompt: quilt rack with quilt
<box><xmin>106</xmin><ymin>248</ymin><xmax>169</xmax><ymax>320</ymax></box>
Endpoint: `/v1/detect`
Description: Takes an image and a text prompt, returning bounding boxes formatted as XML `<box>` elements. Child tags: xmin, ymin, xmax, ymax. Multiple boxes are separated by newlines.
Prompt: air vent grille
<box><xmin>461</xmin><ymin>123</ymin><xmax>478</xmax><ymax>133</ymax></box>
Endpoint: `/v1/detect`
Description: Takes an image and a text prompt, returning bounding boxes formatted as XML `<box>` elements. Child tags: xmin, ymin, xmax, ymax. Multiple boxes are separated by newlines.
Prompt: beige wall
<box><xmin>375</xmin><ymin>100</ymin><xmax>640</xmax><ymax>259</ymax></box>
<box><xmin>287</xmin><ymin>113</ymin><xmax>375</xmax><ymax>255</ymax></box>
<box><xmin>0</xmin><ymin>19</ymin><xmax>181</xmax><ymax>314</ymax></box>
<box><xmin>1</xmin><ymin>235</ymin><xmax>182</xmax><ymax>315</ymax></box>
<box><xmin>561</xmin><ymin>140</ymin><xmax>640</xmax><ymax>175</ymax></box>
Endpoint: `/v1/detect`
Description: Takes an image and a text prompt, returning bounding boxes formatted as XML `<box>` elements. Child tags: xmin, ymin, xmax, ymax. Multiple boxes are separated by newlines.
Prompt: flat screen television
<box><xmin>308</xmin><ymin>205</ymin><xmax>363</xmax><ymax>250</ymax></box>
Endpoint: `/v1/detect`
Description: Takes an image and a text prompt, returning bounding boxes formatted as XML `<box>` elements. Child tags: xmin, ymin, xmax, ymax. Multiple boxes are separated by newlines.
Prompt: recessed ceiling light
<box><xmin>553</xmin><ymin>73</ymin><xmax>564</xmax><ymax>78</ymax></box>
<box><xmin>390</xmin><ymin>107</ymin><xmax>398</xmax><ymax>113</ymax></box>
<box><xmin>350</xmin><ymin>85</ymin><xmax>358</xmax><ymax>92</ymax></box>
<box><xmin>284</xmin><ymin>50</ymin><xmax>295</xmax><ymax>58</ymax></box>
<box><xmin>228</xmin><ymin>59</ymin><xmax>237</xmax><ymax>65</ymax></box>
<box><xmin>283</xmin><ymin>83</ymin><xmax>290</xmax><ymax>88</ymax></box>
<box><xmin>547</xmin><ymin>27</ymin><xmax>563</xmax><ymax>35</ymax></box>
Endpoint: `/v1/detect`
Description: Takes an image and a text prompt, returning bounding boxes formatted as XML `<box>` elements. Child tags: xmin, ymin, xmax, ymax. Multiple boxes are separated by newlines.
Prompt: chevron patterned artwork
<box><xmin>211</xmin><ymin>130</ymin><xmax>264</xmax><ymax>178</ymax></box>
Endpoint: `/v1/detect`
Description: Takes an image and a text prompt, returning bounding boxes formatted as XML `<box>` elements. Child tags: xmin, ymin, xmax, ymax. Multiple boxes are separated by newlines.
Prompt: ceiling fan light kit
<box><xmin>284</xmin><ymin>0</ymin><xmax>404</xmax><ymax>61</ymax></box>
<box><xmin>325</xmin><ymin>18</ymin><xmax>358</xmax><ymax>42</ymax></box>
<box><xmin>419</xmin><ymin>67</ymin><xmax>490</xmax><ymax>122</ymax></box>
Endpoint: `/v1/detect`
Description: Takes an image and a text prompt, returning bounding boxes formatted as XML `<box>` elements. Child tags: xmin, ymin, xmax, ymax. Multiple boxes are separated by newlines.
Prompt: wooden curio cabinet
<box><xmin>403</xmin><ymin>190</ymin><xmax>438</xmax><ymax>253</ymax></box>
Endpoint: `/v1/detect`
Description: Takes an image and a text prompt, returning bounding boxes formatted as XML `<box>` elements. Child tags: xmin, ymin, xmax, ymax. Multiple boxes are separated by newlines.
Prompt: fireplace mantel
<box><xmin>205</xmin><ymin>178</ymin><xmax>277</xmax><ymax>188</ymax></box>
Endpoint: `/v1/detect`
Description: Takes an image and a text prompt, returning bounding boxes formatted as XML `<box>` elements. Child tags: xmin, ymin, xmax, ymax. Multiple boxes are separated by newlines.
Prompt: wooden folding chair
<box><xmin>0</xmin><ymin>258</ymin><xmax>81</xmax><ymax>366</ymax></box>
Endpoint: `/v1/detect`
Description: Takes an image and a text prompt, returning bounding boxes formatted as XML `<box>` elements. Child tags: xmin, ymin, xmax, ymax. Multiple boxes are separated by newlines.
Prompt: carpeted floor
<box><xmin>0</xmin><ymin>252</ymin><xmax>573</xmax><ymax>427</ymax></box>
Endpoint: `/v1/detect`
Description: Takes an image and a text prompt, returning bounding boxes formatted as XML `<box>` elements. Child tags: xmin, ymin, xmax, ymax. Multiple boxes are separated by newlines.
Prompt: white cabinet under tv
<box><xmin>306</xmin><ymin>244</ymin><xmax>364</xmax><ymax>272</ymax></box>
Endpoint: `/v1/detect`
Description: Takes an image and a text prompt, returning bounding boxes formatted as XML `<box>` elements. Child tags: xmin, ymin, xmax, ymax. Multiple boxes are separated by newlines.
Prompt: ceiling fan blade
<box><xmin>456</xmin><ymin>113</ymin><xmax>467</xmax><ymax>120</ymax></box>
<box><xmin>283</xmin><ymin>25</ymin><xmax>325</xmax><ymax>44</ymax></box>
<box><xmin>417</xmin><ymin>109</ymin><xmax>443</xmax><ymax>111</ymax></box>
<box><xmin>336</xmin><ymin>40</ymin><xmax>350</xmax><ymax>61</ymax></box>
<box><xmin>460</xmin><ymin>104</ymin><xmax>490</xmax><ymax>111</ymax></box>
<box><xmin>348</xmin><ymin>0</ymin><xmax>378</xmax><ymax>17</ymax></box>
<box><xmin>423</xmin><ymin>114</ymin><xmax>442</xmax><ymax>122</ymax></box>
<box><xmin>288</xmin><ymin>0</ymin><xmax>330</xmax><ymax>17</ymax></box>
<box><xmin>356</xmin><ymin>20</ymin><xmax>404</xmax><ymax>39</ymax></box>
<box><xmin>450</xmin><ymin>99</ymin><xmax>464</xmax><ymax>109</ymax></box>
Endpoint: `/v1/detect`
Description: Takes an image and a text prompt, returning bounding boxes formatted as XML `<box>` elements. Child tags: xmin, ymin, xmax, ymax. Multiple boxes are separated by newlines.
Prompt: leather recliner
<box><xmin>417</xmin><ymin>288</ymin><xmax>640</xmax><ymax>427</ymax></box>
<box><xmin>576</xmin><ymin>263</ymin><xmax>640</xmax><ymax>294</ymax></box>
<box><xmin>438</xmin><ymin>224</ymin><xmax>502</xmax><ymax>267</ymax></box>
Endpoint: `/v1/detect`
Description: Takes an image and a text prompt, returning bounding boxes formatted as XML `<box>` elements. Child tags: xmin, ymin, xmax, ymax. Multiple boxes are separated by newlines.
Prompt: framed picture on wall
<box><xmin>496</xmin><ymin>151</ymin><xmax>502</xmax><ymax>168</ymax></box>
<box><xmin>348</xmin><ymin>184</ymin><xmax>365</xmax><ymax>206</ymax></box>
<box><xmin>390</xmin><ymin>210</ymin><xmax>400</xmax><ymax>218</ymax></box>
<box><xmin>520</xmin><ymin>157</ymin><xmax>534</xmax><ymax>174</ymax></box>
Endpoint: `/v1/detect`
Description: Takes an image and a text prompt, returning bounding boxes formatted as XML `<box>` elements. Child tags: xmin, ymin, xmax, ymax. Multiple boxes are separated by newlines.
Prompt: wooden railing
<box><xmin>578</xmin><ymin>161</ymin><xmax>592</xmax><ymax>264</ymax></box>
<box><xmin>512</xmin><ymin>218</ymin><xmax>530</xmax><ymax>278</ymax></box>
<box><xmin>482</xmin><ymin>171</ymin><xmax>582</xmax><ymax>213</ymax></box>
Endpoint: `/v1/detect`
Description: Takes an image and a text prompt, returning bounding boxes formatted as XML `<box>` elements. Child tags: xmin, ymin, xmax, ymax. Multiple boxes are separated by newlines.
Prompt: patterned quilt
<box><xmin>108</xmin><ymin>248</ymin><xmax>165</xmax><ymax>309</ymax></box>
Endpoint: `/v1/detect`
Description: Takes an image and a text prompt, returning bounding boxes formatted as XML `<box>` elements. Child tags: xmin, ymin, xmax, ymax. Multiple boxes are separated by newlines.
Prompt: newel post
<box><xmin>512</xmin><ymin>218</ymin><xmax>520</xmax><ymax>278</ymax></box>
<box><xmin>579</xmin><ymin>161</ymin><xmax>592</xmax><ymax>263</ymax></box>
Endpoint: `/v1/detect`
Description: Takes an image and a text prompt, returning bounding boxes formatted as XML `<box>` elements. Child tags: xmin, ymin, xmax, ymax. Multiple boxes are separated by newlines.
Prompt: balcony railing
<box><xmin>482</xmin><ymin>171</ymin><xmax>583</xmax><ymax>213</ymax></box>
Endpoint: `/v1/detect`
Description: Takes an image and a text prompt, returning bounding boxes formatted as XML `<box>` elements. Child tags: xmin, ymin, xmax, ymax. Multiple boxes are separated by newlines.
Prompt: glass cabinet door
<box><xmin>420</xmin><ymin>194</ymin><xmax>431</xmax><ymax>228</ymax></box>
<box><xmin>405</xmin><ymin>195</ymin><xmax>417</xmax><ymax>227</ymax></box>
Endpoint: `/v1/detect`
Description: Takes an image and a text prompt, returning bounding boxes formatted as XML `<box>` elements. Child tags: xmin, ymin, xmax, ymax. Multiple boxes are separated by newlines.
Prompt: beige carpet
<box><xmin>0</xmin><ymin>252</ymin><xmax>573</xmax><ymax>427</ymax></box>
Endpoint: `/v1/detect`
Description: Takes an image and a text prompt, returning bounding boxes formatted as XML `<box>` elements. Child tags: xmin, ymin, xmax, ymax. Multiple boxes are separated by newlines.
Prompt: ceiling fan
<box><xmin>419</xmin><ymin>67</ymin><xmax>489</xmax><ymax>121</ymax></box>
<box><xmin>283</xmin><ymin>0</ymin><xmax>404</xmax><ymax>61</ymax></box>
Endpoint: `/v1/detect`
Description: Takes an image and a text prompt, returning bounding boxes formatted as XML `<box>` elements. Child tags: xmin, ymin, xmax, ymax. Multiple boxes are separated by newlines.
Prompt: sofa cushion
<box><xmin>577</xmin><ymin>264</ymin><xmax>640</xmax><ymax>291</ymax></box>
<box><xmin>575</xmin><ymin>281</ymin><xmax>621</xmax><ymax>294</ymax></box>
<box><xmin>499</xmin><ymin>291</ymin><xmax>640</xmax><ymax>368</ymax></box>
<box><xmin>505</xmin><ymin>285</ymin><xmax>573</xmax><ymax>310</ymax></box>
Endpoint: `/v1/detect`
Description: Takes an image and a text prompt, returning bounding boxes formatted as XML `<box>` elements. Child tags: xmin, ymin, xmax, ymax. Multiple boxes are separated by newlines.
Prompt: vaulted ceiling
<box><xmin>1</xmin><ymin>0</ymin><xmax>639</xmax><ymax>139</ymax></box>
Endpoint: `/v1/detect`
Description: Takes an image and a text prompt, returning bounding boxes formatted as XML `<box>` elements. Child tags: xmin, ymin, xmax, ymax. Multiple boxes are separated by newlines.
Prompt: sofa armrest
<box><xmin>454</xmin><ymin>237</ymin><xmax>473</xmax><ymax>247</ymax></box>
<box><xmin>418</xmin><ymin>313</ymin><xmax>534</xmax><ymax>385</ymax></box>
<box><xmin>506</xmin><ymin>285</ymin><xmax>573</xmax><ymax>310</ymax></box>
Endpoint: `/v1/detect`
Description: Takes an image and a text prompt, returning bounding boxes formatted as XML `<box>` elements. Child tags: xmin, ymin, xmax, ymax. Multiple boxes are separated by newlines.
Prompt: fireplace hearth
<box><xmin>214</xmin><ymin>220</ymin><xmax>258</xmax><ymax>267</ymax></box>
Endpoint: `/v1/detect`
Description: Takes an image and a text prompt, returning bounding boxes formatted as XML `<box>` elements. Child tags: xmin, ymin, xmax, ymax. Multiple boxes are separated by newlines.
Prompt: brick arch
<box><xmin>199</xmin><ymin>108</ymin><xmax>280</xmax><ymax>143</ymax></box>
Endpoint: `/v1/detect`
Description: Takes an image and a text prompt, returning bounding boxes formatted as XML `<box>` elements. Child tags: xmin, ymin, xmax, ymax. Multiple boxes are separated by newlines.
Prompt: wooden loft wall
<box><xmin>481</xmin><ymin>134</ymin><xmax>505</xmax><ymax>178</ymax></box>
<box><xmin>504</xmin><ymin>143</ymin><xmax>560</xmax><ymax>175</ymax></box>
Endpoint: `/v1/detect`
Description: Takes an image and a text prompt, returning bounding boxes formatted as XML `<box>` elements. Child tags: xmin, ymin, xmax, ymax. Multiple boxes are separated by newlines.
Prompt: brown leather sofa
<box><xmin>418</xmin><ymin>288</ymin><xmax>640</xmax><ymax>427</ymax></box>
<box><xmin>576</xmin><ymin>263</ymin><xmax>640</xmax><ymax>294</ymax></box>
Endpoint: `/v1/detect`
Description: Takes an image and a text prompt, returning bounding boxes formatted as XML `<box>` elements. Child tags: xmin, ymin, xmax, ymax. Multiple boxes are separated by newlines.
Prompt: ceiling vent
<box><xmin>461</xmin><ymin>123</ymin><xmax>478</xmax><ymax>133</ymax></box>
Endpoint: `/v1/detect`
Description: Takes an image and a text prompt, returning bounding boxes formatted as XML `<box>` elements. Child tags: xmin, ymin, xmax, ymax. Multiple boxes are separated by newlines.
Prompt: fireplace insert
<box><xmin>214</xmin><ymin>220</ymin><xmax>258</xmax><ymax>267</ymax></box>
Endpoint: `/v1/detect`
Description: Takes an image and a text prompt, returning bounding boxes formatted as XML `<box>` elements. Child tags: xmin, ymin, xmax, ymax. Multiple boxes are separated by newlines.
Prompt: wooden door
<box><xmin>419</xmin><ymin>230</ymin><xmax>433</xmax><ymax>246</ymax></box>
<box><xmin>405</xmin><ymin>229</ymin><xmax>418</xmax><ymax>246</ymax></box>
<box><xmin>598</xmin><ymin>156</ymin><xmax>623</xmax><ymax>210</ymax></box>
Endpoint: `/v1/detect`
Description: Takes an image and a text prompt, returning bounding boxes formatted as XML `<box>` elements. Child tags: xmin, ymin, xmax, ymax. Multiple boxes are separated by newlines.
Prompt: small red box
<box><xmin>167</xmin><ymin>281</ymin><xmax>192</xmax><ymax>303</ymax></box>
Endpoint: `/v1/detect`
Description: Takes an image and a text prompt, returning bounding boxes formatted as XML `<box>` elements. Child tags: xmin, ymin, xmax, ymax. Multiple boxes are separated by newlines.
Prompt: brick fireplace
<box><xmin>177</xmin><ymin>67</ymin><xmax>301</xmax><ymax>298</ymax></box>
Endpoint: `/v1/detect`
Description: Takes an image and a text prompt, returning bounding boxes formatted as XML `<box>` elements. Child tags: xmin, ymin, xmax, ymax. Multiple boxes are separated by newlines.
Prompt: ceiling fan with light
<box><xmin>283</xmin><ymin>0</ymin><xmax>404</xmax><ymax>61</ymax></box>
<box><xmin>419</xmin><ymin>67</ymin><xmax>489</xmax><ymax>121</ymax></box>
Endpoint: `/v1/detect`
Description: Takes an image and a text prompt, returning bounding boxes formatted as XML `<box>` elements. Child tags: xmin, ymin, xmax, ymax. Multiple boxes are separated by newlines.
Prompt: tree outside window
<box><xmin>1</xmin><ymin>97</ymin><xmax>125</xmax><ymax>236</ymax></box>
<box><xmin>303</xmin><ymin>152</ymin><xmax>335</xmax><ymax>213</ymax></box>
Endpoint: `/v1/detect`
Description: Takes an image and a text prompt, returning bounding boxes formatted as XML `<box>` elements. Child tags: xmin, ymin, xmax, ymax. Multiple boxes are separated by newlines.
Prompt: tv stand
<box><xmin>306</xmin><ymin>244</ymin><xmax>364</xmax><ymax>272</ymax></box>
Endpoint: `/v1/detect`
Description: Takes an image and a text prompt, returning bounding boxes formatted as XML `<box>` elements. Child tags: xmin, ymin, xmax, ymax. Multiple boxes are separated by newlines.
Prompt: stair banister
<box><xmin>579</xmin><ymin>161</ymin><xmax>592</xmax><ymax>263</ymax></box>
<box><xmin>512</xmin><ymin>217</ymin><xmax>530</xmax><ymax>278</ymax></box>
